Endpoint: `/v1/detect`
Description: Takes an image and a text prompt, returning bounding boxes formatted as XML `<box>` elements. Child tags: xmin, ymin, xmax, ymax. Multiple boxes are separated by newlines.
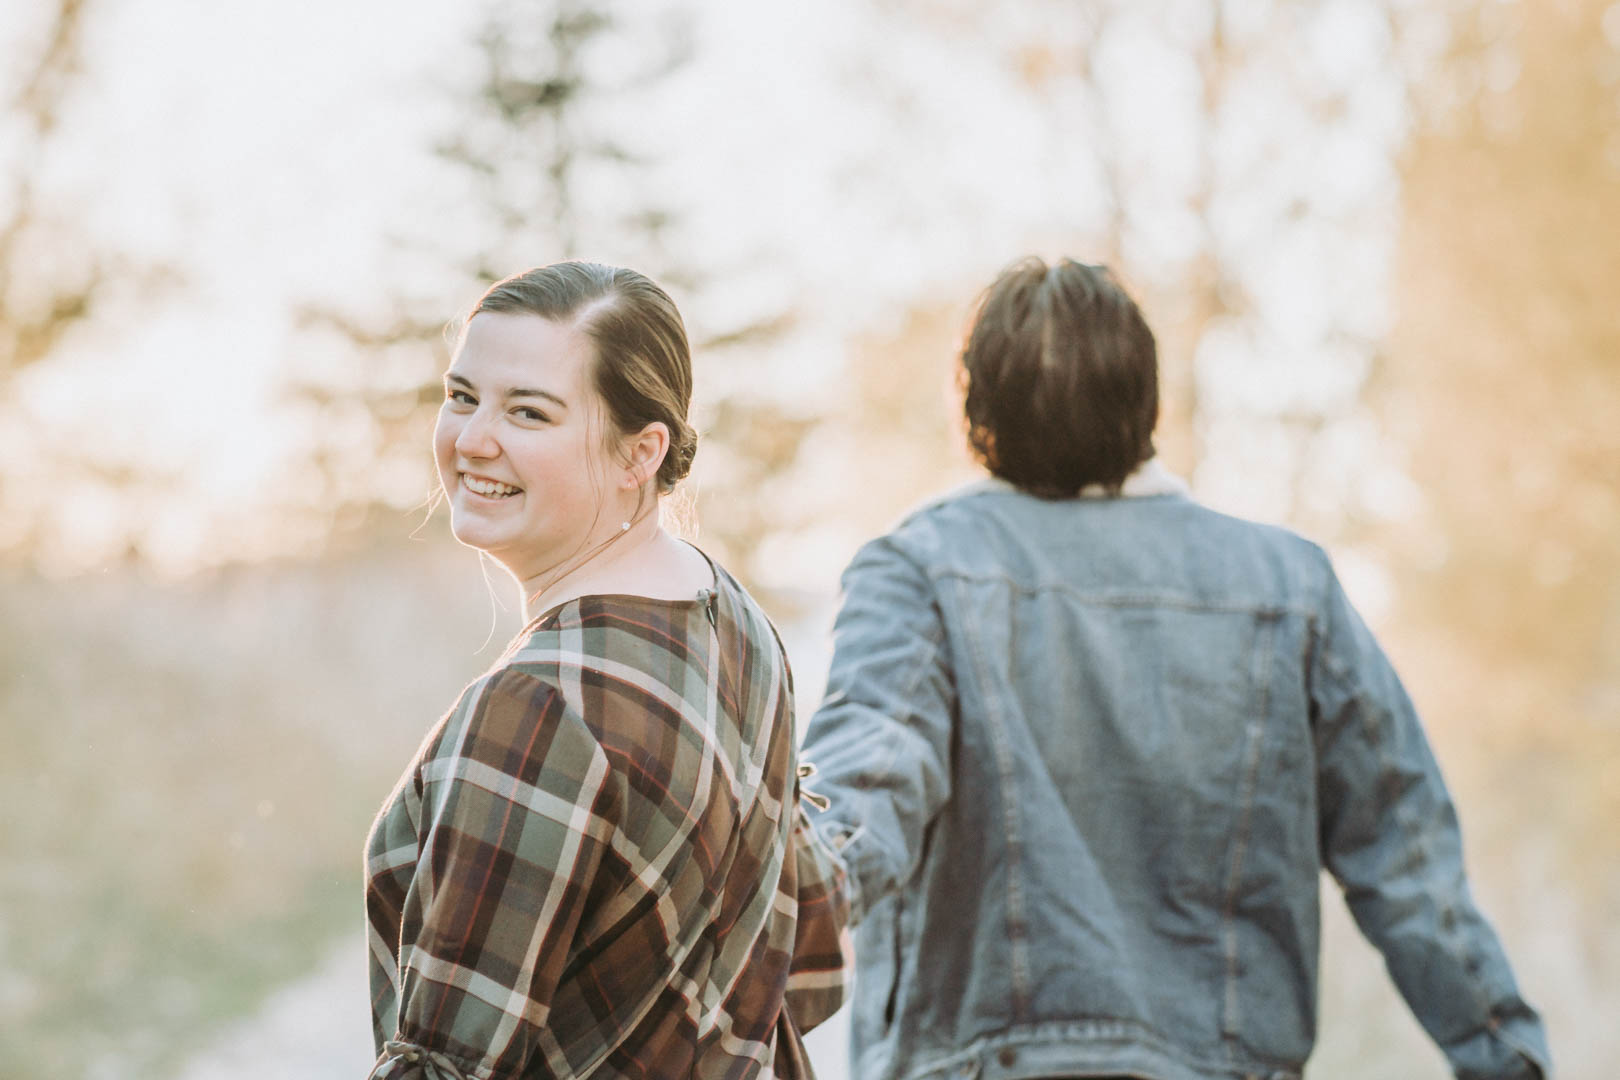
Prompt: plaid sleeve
<box><xmin>783</xmin><ymin>771</ymin><xmax>852</xmax><ymax>1033</ymax></box>
<box><xmin>368</xmin><ymin>668</ymin><xmax>620</xmax><ymax>1080</ymax></box>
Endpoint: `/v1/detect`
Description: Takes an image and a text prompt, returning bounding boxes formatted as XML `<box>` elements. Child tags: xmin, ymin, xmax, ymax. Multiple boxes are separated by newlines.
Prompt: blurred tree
<box><xmin>0</xmin><ymin>0</ymin><xmax>100</xmax><ymax>386</ymax></box>
<box><xmin>822</xmin><ymin>0</ymin><xmax>1446</xmax><ymax>537</ymax></box>
<box><xmin>288</xmin><ymin>0</ymin><xmax>828</xmax><ymax>610</ymax></box>
<box><xmin>1384</xmin><ymin>0</ymin><xmax>1620</xmax><ymax>866</ymax></box>
<box><xmin>264</xmin><ymin>0</ymin><xmax>1459</xmax><ymax>608</ymax></box>
<box><xmin>1367</xmin><ymin>4</ymin><xmax>1620</xmax><ymax>1070</ymax></box>
<box><xmin>0</xmin><ymin>0</ymin><xmax>177</xmax><ymax>565</ymax></box>
<box><xmin>287</xmin><ymin>0</ymin><xmax>684</xmax><ymax>530</ymax></box>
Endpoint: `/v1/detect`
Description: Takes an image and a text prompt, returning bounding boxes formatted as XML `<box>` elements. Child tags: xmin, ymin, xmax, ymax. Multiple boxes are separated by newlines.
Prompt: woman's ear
<box><xmin>621</xmin><ymin>421</ymin><xmax>671</xmax><ymax>490</ymax></box>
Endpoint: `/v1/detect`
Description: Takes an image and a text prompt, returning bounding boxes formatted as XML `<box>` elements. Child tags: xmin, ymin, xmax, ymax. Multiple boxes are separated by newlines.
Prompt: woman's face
<box><xmin>433</xmin><ymin>311</ymin><xmax>625</xmax><ymax>581</ymax></box>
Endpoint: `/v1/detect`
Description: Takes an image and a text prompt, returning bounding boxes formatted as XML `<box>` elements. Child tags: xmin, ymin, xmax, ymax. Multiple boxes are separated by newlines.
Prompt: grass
<box><xmin>0</xmin><ymin>540</ymin><xmax>519</xmax><ymax>1079</ymax></box>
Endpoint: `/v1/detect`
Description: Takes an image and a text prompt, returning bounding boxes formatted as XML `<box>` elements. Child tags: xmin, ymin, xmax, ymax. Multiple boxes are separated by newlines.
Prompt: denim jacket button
<box><xmin>996</xmin><ymin>1046</ymin><xmax>1018</xmax><ymax>1067</ymax></box>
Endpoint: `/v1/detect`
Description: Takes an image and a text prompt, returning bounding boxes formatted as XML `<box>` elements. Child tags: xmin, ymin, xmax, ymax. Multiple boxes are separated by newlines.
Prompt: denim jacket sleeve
<box><xmin>800</xmin><ymin>534</ymin><xmax>956</xmax><ymax>926</ymax></box>
<box><xmin>1310</xmin><ymin>562</ymin><xmax>1552</xmax><ymax>1079</ymax></box>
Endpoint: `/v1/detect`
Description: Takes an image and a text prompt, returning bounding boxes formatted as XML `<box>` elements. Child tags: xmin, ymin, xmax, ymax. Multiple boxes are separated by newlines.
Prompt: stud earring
<box><xmin>621</xmin><ymin>521</ymin><xmax>631</xmax><ymax>532</ymax></box>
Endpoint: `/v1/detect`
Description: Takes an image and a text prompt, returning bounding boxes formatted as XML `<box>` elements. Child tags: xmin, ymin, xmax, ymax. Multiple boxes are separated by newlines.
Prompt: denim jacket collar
<box><xmin>958</xmin><ymin>457</ymin><xmax>1189</xmax><ymax>501</ymax></box>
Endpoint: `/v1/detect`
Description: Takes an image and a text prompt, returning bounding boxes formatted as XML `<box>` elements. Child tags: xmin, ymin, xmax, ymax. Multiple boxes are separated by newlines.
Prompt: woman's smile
<box><xmin>459</xmin><ymin>472</ymin><xmax>523</xmax><ymax>499</ymax></box>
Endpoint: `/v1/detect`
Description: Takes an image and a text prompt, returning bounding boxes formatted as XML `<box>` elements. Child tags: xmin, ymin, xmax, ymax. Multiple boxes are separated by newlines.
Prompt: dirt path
<box><xmin>174</xmin><ymin>933</ymin><xmax>852</xmax><ymax>1080</ymax></box>
<box><xmin>175</xmin><ymin>936</ymin><xmax>374</xmax><ymax>1080</ymax></box>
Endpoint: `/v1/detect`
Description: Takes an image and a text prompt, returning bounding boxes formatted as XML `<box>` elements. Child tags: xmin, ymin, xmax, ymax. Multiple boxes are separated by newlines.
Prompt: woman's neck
<box><xmin>519</xmin><ymin>504</ymin><xmax>657</xmax><ymax>622</ymax></box>
<box><xmin>518</xmin><ymin>507</ymin><xmax>711</xmax><ymax>624</ymax></box>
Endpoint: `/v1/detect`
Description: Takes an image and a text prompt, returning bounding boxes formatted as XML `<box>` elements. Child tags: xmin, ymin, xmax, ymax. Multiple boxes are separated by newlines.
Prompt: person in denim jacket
<box><xmin>800</xmin><ymin>257</ymin><xmax>1550</xmax><ymax>1080</ymax></box>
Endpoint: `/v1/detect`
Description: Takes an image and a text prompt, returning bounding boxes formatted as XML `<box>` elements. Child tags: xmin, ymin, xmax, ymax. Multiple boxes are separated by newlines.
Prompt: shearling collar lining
<box><xmin>969</xmin><ymin>457</ymin><xmax>1189</xmax><ymax>500</ymax></box>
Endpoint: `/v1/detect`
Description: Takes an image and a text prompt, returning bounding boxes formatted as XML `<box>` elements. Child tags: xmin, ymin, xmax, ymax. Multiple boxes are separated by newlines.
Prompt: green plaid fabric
<box><xmin>365</xmin><ymin>569</ymin><xmax>849</xmax><ymax>1079</ymax></box>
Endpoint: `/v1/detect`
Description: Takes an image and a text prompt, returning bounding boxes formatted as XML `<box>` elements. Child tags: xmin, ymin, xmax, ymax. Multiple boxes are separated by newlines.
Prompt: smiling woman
<box><xmin>365</xmin><ymin>261</ymin><xmax>850</xmax><ymax>1080</ymax></box>
<box><xmin>435</xmin><ymin>313</ymin><xmax>625</xmax><ymax>594</ymax></box>
<box><xmin>433</xmin><ymin>264</ymin><xmax>710</xmax><ymax>615</ymax></box>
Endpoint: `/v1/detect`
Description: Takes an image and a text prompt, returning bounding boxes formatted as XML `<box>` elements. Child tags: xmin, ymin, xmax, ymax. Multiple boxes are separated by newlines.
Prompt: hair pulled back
<box><xmin>470</xmin><ymin>261</ymin><xmax>697</xmax><ymax>493</ymax></box>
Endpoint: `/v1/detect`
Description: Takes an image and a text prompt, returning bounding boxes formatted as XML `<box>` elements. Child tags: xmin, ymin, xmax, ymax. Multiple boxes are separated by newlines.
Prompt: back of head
<box><xmin>471</xmin><ymin>261</ymin><xmax>697</xmax><ymax>493</ymax></box>
<box><xmin>960</xmin><ymin>257</ymin><xmax>1159</xmax><ymax>497</ymax></box>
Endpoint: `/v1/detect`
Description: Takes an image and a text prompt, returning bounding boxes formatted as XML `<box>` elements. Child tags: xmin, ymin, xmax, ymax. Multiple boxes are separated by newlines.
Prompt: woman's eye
<box><xmin>514</xmin><ymin>406</ymin><xmax>550</xmax><ymax>423</ymax></box>
<box><xmin>447</xmin><ymin>388</ymin><xmax>476</xmax><ymax>406</ymax></box>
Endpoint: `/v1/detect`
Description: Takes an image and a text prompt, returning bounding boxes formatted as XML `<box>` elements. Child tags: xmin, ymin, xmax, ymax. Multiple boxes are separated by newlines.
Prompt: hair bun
<box><xmin>659</xmin><ymin>422</ymin><xmax>698</xmax><ymax>491</ymax></box>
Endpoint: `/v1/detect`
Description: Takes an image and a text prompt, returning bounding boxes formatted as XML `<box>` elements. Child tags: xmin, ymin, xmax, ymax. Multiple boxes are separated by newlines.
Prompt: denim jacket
<box><xmin>801</xmin><ymin>467</ymin><xmax>1550</xmax><ymax>1080</ymax></box>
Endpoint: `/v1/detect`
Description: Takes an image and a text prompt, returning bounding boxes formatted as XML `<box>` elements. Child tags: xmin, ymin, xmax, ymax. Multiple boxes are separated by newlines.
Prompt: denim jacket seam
<box><xmin>899</xmin><ymin>1018</ymin><xmax>1305</xmax><ymax>1080</ymax></box>
<box><xmin>1309</xmin><ymin>601</ymin><xmax>1359</xmax><ymax>748</ymax></box>
<box><xmin>934</xmin><ymin>569</ymin><xmax>1313</xmax><ymax>619</ymax></box>
<box><xmin>1217</xmin><ymin>612</ymin><xmax>1279</xmax><ymax>1046</ymax></box>
<box><xmin>876</xmin><ymin>539</ymin><xmax>950</xmax><ymax>695</ymax></box>
<box><xmin>882</xmin><ymin>563</ymin><xmax>949</xmax><ymax>785</ymax></box>
<box><xmin>950</xmin><ymin>574</ymin><xmax>1035</xmax><ymax>1019</ymax></box>
<box><xmin>1309</xmin><ymin>555</ymin><xmax>1357</xmax><ymax>689</ymax></box>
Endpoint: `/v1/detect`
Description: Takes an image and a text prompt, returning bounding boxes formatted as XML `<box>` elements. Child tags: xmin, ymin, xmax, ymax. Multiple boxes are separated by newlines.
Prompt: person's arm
<box><xmin>1311</xmin><ymin>562</ymin><xmax>1552</xmax><ymax>1079</ymax></box>
<box><xmin>801</xmin><ymin>534</ymin><xmax>956</xmax><ymax>925</ymax></box>
<box><xmin>369</xmin><ymin>668</ymin><xmax>619</xmax><ymax>1080</ymax></box>
<box><xmin>782</xmin><ymin>775</ymin><xmax>852</xmax><ymax>1031</ymax></box>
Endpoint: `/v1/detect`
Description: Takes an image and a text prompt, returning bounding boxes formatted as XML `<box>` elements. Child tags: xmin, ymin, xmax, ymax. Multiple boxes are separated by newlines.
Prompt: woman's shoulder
<box><xmin>487</xmin><ymin>590</ymin><xmax>725</xmax><ymax>738</ymax></box>
<box><xmin>513</xmin><ymin>551</ymin><xmax>778</xmax><ymax>668</ymax></box>
<box><xmin>708</xmin><ymin>560</ymin><xmax>793</xmax><ymax>663</ymax></box>
<box><xmin>414</xmin><ymin>663</ymin><xmax>587</xmax><ymax>776</ymax></box>
<box><xmin>511</xmin><ymin>591</ymin><xmax>716</xmax><ymax>670</ymax></box>
<box><xmin>427</xmin><ymin>570</ymin><xmax>789</xmax><ymax>808</ymax></box>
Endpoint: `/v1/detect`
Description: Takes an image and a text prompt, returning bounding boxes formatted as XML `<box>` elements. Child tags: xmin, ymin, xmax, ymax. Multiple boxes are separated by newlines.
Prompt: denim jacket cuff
<box><xmin>1444</xmin><ymin>1010</ymin><xmax>1552</xmax><ymax>1080</ymax></box>
<box><xmin>812</xmin><ymin>817</ymin><xmax>868</xmax><ymax>924</ymax></box>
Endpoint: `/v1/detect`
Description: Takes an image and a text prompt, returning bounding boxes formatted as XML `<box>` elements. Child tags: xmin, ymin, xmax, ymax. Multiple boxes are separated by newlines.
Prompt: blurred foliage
<box><xmin>1382</xmin><ymin>0</ymin><xmax>1620</xmax><ymax>907</ymax></box>
<box><xmin>285</xmin><ymin>0</ymin><xmax>1452</xmax><ymax>613</ymax></box>
<box><xmin>286</xmin><ymin>0</ymin><xmax>666</xmax><ymax>547</ymax></box>
<box><xmin>0</xmin><ymin>0</ymin><xmax>176</xmax><ymax>564</ymax></box>
<box><xmin>283</xmin><ymin>0</ymin><xmax>836</xmax><ymax>612</ymax></box>
<box><xmin>0</xmin><ymin>542</ymin><xmax>520</xmax><ymax>1079</ymax></box>
<box><xmin>862</xmin><ymin>0</ymin><xmax>1445</xmax><ymax>535</ymax></box>
<box><xmin>1334</xmin><ymin>1</ymin><xmax>1620</xmax><ymax>1072</ymax></box>
<box><xmin>0</xmin><ymin>0</ymin><xmax>100</xmax><ymax>385</ymax></box>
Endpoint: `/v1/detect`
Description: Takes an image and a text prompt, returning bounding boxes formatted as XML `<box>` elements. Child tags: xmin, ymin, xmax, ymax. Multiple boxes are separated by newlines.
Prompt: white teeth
<box><xmin>462</xmin><ymin>475</ymin><xmax>521</xmax><ymax>497</ymax></box>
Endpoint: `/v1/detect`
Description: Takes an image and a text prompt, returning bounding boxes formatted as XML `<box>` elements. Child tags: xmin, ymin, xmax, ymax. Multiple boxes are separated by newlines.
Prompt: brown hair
<box><xmin>960</xmin><ymin>257</ymin><xmax>1158</xmax><ymax>497</ymax></box>
<box><xmin>469</xmin><ymin>261</ymin><xmax>697</xmax><ymax>492</ymax></box>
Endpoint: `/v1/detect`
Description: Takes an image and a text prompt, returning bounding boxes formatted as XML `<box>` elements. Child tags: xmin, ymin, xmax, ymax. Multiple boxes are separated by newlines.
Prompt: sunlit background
<box><xmin>2</xmin><ymin>0</ymin><xmax>1616</xmax><ymax>1077</ymax></box>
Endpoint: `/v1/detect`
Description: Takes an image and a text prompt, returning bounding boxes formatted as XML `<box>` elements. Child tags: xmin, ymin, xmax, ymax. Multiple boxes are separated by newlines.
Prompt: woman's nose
<box><xmin>454</xmin><ymin>409</ymin><xmax>500</xmax><ymax>458</ymax></box>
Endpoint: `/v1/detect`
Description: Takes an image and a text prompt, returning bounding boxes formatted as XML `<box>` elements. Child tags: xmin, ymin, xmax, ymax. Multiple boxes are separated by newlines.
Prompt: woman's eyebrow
<box><xmin>508</xmin><ymin>386</ymin><xmax>569</xmax><ymax>410</ymax></box>
<box><xmin>445</xmin><ymin>372</ymin><xmax>568</xmax><ymax>410</ymax></box>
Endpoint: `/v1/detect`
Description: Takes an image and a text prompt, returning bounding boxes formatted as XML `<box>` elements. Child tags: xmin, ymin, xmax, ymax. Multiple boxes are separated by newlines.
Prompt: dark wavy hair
<box><xmin>960</xmin><ymin>257</ymin><xmax>1158</xmax><ymax>497</ymax></box>
<box><xmin>470</xmin><ymin>261</ymin><xmax>696</xmax><ymax>493</ymax></box>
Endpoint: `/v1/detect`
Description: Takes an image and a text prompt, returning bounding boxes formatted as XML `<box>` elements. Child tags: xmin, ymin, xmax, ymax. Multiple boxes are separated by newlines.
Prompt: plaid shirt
<box><xmin>364</xmin><ymin>569</ymin><xmax>849</xmax><ymax>1080</ymax></box>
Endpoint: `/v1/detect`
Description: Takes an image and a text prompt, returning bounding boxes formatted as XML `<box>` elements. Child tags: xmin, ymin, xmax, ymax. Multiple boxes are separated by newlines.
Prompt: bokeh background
<box><xmin>2</xmin><ymin>0</ymin><xmax>1616</xmax><ymax>1077</ymax></box>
